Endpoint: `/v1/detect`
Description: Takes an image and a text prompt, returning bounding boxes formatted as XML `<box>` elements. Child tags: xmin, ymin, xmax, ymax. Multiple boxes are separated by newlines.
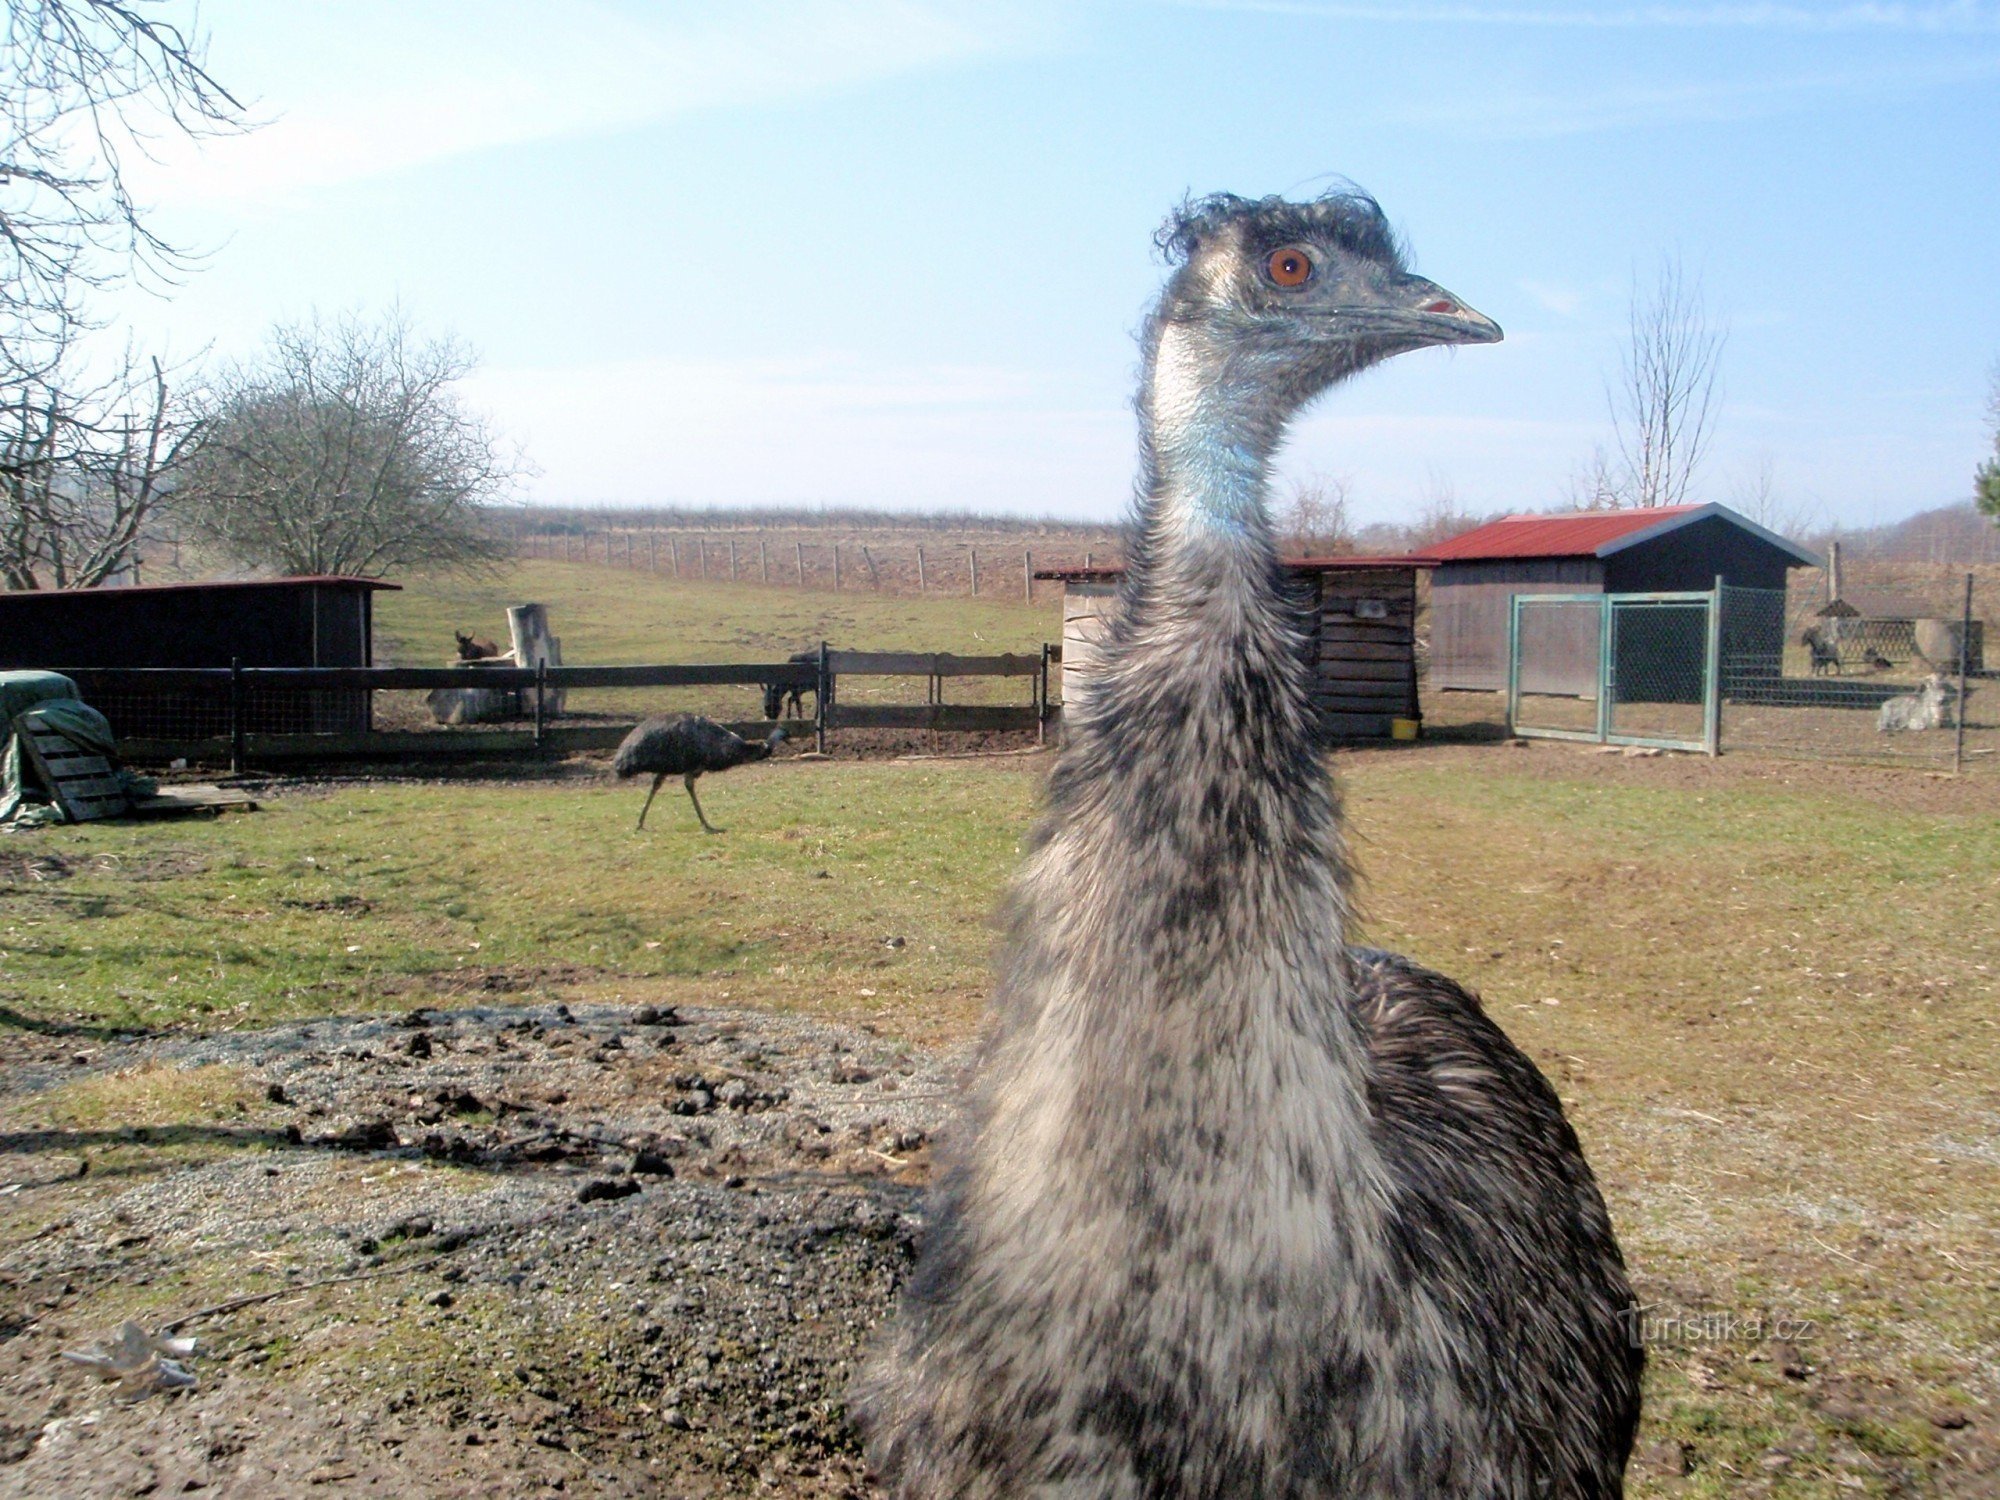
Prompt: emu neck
<box><xmin>1042</xmin><ymin>311</ymin><xmax>1356</xmax><ymax>1003</ymax></box>
<box><xmin>1139</xmin><ymin>321</ymin><xmax>1286</xmax><ymax>574</ymax></box>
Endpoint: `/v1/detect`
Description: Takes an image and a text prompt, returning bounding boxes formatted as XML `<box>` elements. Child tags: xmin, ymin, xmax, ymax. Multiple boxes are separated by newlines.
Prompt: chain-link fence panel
<box><xmin>1509</xmin><ymin>595</ymin><xmax>1605</xmax><ymax>739</ymax></box>
<box><xmin>1719</xmin><ymin>574</ymin><xmax>1995</xmax><ymax>769</ymax></box>
<box><xmin>1606</xmin><ymin>596</ymin><xmax>1714</xmax><ymax>751</ymax></box>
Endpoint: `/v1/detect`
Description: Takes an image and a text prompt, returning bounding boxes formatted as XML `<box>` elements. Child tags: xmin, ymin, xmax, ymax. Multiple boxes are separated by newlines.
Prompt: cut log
<box><xmin>508</xmin><ymin>603</ymin><xmax>565</xmax><ymax>715</ymax></box>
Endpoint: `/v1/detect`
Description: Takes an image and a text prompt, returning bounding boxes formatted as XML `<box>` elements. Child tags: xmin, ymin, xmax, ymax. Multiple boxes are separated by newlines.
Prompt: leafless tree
<box><xmin>1730</xmin><ymin>453</ymin><xmax>1819</xmax><ymax>541</ymax></box>
<box><xmin>177</xmin><ymin>310</ymin><xmax>518</xmax><ymax>577</ymax></box>
<box><xmin>1977</xmin><ymin>361</ymin><xmax>2000</xmax><ymax>526</ymax></box>
<box><xmin>1276</xmin><ymin>471</ymin><xmax>1353</xmax><ymax>555</ymax></box>
<box><xmin>1598</xmin><ymin>257</ymin><xmax>1724</xmax><ymax>510</ymax></box>
<box><xmin>2</xmin><ymin>1</ymin><xmax>245</xmax><ymax>381</ymax></box>
<box><xmin>0</xmin><ymin>322</ymin><xmax>201</xmax><ymax>587</ymax></box>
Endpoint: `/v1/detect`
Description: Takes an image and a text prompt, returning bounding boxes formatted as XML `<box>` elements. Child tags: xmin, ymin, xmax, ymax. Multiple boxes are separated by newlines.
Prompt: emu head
<box><xmin>1150</xmin><ymin>190</ymin><xmax>1500</xmax><ymax>436</ymax></box>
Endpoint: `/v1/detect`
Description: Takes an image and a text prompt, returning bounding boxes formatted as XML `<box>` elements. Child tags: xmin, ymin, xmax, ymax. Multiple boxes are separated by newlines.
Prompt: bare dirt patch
<box><xmin>0</xmin><ymin>1001</ymin><xmax>960</xmax><ymax>1498</ymax></box>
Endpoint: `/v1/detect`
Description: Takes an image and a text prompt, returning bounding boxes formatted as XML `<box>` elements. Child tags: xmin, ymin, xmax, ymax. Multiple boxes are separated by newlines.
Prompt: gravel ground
<box><xmin>0</xmin><ymin>1001</ymin><xmax>967</xmax><ymax>1497</ymax></box>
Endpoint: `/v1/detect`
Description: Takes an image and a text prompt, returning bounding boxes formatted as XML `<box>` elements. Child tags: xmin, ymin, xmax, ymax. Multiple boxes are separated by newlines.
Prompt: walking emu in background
<box><xmin>852</xmin><ymin>190</ymin><xmax>1643</xmax><ymax>1497</ymax></box>
<box><xmin>612</xmin><ymin>714</ymin><xmax>784</xmax><ymax>833</ymax></box>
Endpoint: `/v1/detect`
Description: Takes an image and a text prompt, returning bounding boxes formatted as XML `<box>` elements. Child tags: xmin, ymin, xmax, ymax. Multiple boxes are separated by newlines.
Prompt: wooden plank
<box><xmin>1320</xmin><ymin>598</ymin><xmax>1414</xmax><ymax>617</ymax></box>
<box><xmin>1315</xmin><ymin>659</ymin><xmax>1412</xmax><ymax>682</ymax></box>
<box><xmin>1319</xmin><ymin>621</ymin><xmax>1413</xmax><ymax>642</ymax></box>
<box><xmin>826</xmin><ymin>651</ymin><xmax>1042</xmax><ymax>678</ymax></box>
<box><xmin>1318</xmin><ymin>582</ymin><xmax>1416</xmax><ymax>601</ymax></box>
<box><xmin>933</xmin><ymin>653</ymin><xmax>1042</xmax><ymax>678</ymax></box>
<box><xmin>827</xmin><ymin>651</ymin><xmax>933</xmax><ymax>676</ymax></box>
<box><xmin>827</xmin><ymin>705</ymin><xmax>1040</xmax><ymax>731</ymax></box>
<box><xmin>1316</xmin><ymin>712</ymin><xmax>1397</xmax><ymax>739</ymax></box>
<box><xmin>1316</xmin><ymin>642</ymin><xmax>1412</xmax><ymax>662</ymax></box>
<box><xmin>12</xmin><ymin>712</ymin><xmax>128</xmax><ymax>823</ymax></box>
<box><xmin>1311</xmin><ymin>688</ymin><xmax>1416</xmax><ymax>712</ymax></box>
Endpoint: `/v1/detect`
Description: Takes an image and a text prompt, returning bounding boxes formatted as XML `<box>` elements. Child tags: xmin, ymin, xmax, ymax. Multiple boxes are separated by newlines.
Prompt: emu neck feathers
<box><xmin>1019</xmin><ymin>309</ymin><xmax>1367</xmax><ymax>1084</ymax></box>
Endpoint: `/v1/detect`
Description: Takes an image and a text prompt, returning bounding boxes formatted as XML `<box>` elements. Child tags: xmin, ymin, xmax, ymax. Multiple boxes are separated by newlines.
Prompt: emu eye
<box><xmin>1267</xmin><ymin>247</ymin><xmax>1313</xmax><ymax>288</ymax></box>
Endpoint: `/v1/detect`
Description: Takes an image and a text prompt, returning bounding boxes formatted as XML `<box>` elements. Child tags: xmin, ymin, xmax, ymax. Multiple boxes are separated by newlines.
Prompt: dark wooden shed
<box><xmin>1035</xmin><ymin>557</ymin><xmax>1433</xmax><ymax>741</ymax></box>
<box><xmin>1427</xmin><ymin>504</ymin><xmax>1819</xmax><ymax>692</ymax></box>
<box><xmin>0</xmin><ymin>575</ymin><xmax>399</xmax><ymax>736</ymax></box>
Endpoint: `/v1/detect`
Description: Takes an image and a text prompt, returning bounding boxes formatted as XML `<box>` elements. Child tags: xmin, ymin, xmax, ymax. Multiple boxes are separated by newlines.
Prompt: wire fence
<box><xmin>58</xmin><ymin>652</ymin><xmax>1055</xmax><ymax>770</ymax></box>
<box><xmin>1496</xmin><ymin>565</ymin><xmax>1995</xmax><ymax>771</ymax></box>
<box><xmin>515</xmin><ymin>529</ymin><xmax>1118</xmax><ymax>603</ymax></box>
<box><xmin>1717</xmin><ymin>576</ymin><xmax>1992</xmax><ymax>770</ymax></box>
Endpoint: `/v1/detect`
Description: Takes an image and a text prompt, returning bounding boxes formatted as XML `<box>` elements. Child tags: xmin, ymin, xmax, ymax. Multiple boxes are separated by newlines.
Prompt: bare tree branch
<box><xmin>1597</xmin><ymin>257</ymin><xmax>1724</xmax><ymax>510</ymax></box>
<box><xmin>0</xmin><ymin>318</ymin><xmax>201</xmax><ymax>587</ymax></box>
<box><xmin>1276</xmin><ymin>472</ymin><xmax>1353</xmax><ymax>556</ymax></box>
<box><xmin>1</xmin><ymin>1</ymin><xmax>246</xmax><ymax>380</ymax></box>
<box><xmin>177</xmin><ymin>309</ymin><xmax>520</xmax><ymax>577</ymax></box>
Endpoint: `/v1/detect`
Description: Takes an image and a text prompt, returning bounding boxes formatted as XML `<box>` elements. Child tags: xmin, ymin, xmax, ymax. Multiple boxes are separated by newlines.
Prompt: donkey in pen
<box><xmin>1801</xmin><ymin>623</ymin><xmax>1842</xmax><ymax>676</ymax></box>
<box><xmin>760</xmin><ymin>651</ymin><xmax>820</xmax><ymax>721</ymax></box>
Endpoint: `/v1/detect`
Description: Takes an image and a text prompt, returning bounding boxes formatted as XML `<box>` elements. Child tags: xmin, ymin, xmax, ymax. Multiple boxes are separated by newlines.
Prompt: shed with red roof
<box><xmin>1427</xmin><ymin>503</ymin><xmax>1819</xmax><ymax>691</ymax></box>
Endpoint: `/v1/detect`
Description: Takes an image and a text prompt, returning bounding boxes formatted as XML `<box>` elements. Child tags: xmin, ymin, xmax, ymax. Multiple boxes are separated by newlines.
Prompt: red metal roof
<box><xmin>4</xmin><ymin>574</ymin><xmax>402</xmax><ymax>598</ymax></box>
<box><xmin>1422</xmin><ymin>507</ymin><xmax>1706</xmax><ymax>562</ymax></box>
<box><xmin>1034</xmin><ymin>555</ymin><xmax>1433</xmax><ymax>582</ymax></box>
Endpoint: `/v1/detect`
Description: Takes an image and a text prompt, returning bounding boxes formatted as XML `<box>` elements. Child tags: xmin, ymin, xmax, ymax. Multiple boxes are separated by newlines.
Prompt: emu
<box><xmin>612</xmin><ymin>714</ymin><xmax>784</xmax><ymax>833</ymax></box>
<box><xmin>852</xmin><ymin>191</ymin><xmax>1643</xmax><ymax>1497</ymax></box>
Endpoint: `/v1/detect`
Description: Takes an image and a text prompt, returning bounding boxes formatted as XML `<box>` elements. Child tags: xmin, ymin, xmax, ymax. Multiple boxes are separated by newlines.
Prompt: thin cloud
<box><xmin>1171</xmin><ymin>0</ymin><xmax>2000</xmax><ymax>31</ymax></box>
<box><xmin>1393</xmin><ymin>53</ymin><xmax>2000</xmax><ymax>136</ymax></box>
<box><xmin>132</xmin><ymin>0</ymin><xmax>1059</xmax><ymax>202</ymax></box>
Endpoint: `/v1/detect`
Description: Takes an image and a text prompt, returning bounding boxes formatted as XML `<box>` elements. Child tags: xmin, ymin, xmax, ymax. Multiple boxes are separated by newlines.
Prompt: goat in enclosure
<box><xmin>1801</xmin><ymin>624</ymin><xmax>1841</xmax><ymax>676</ymax></box>
<box><xmin>760</xmin><ymin>651</ymin><xmax>820</xmax><ymax>721</ymax></box>
<box><xmin>852</xmin><ymin>189</ymin><xmax>1642</xmax><ymax>1498</ymax></box>
<box><xmin>454</xmin><ymin>630</ymin><xmax>503</xmax><ymax>661</ymax></box>
<box><xmin>1877</xmin><ymin>673</ymin><xmax>1959</xmax><ymax>733</ymax></box>
<box><xmin>612</xmin><ymin>714</ymin><xmax>785</xmax><ymax>833</ymax></box>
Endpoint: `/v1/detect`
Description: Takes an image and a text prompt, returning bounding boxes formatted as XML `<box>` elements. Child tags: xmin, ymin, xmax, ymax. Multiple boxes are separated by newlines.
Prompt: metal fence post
<box><xmin>229</xmin><ymin>656</ymin><xmax>246</xmax><ymax>774</ymax></box>
<box><xmin>1505</xmin><ymin>593</ymin><xmax>1521</xmax><ymax>736</ymax></box>
<box><xmin>534</xmin><ymin>659</ymin><xmax>547</xmax><ymax>750</ymax></box>
<box><xmin>1704</xmin><ymin>575</ymin><xmax>1724</xmax><ymax>756</ymax></box>
<box><xmin>1957</xmin><ymin>571</ymin><xmax>1973</xmax><ymax>775</ymax></box>
<box><xmin>1595</xmin><ymin>595</ymin><xmax>1613</xmax><ymax>743</ymax></box>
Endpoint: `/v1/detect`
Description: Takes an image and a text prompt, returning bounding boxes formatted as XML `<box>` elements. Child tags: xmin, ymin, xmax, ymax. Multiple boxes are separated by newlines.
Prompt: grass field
<box><xmin>7</xmin><ymin>558</ymin><xmax>1999</xmax><ymax>1493</ymax></box>
<box><xmin>5</xmin><ymin>737</ymin><xmax>1997</xmax><ymax>1494</ymax></box>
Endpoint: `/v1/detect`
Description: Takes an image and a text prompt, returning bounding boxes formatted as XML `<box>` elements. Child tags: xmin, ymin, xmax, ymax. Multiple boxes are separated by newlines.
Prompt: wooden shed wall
<box><xmin>1430</xmin><ymin>559</ymin><xmax>1604</xmax><ymax>691</ymax></box>
<box><xmin>1306</xmin><ymin>567</ymin><xmax>1419</xmax><ymax>737</ymax></box>
<box><xmin>1056</xmin><ymin>567</ymin><xmax>1421</xmax><ymax>740</ymax></box>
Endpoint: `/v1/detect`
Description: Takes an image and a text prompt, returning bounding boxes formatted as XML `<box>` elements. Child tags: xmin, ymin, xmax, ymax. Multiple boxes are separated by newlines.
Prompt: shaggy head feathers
<box><xmin>1155</xmin><ymin>189</ymin><xmax>1407</xmax><ymax>272</ymax></box>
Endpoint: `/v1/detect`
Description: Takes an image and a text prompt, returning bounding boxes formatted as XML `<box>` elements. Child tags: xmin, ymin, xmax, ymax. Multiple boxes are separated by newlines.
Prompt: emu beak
<box><xmin>1390</xmin><ymin>275</ymin><xmax>1503</xmax><ymax>346</ymax></box>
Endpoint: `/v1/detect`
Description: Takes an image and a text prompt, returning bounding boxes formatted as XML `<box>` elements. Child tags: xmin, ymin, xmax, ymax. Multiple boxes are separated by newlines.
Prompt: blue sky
<box><xmin>111</xmin><ymin>1</ymin><xmax>2000</xmax><ymax>531</ymax></box>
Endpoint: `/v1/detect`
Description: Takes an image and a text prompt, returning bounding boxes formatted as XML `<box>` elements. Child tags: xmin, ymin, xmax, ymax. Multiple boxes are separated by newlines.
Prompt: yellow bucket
<box><xmin>1390</xmin><ymin>718</ymin><xmax>1420</xmax><ymax>742</ymax></box>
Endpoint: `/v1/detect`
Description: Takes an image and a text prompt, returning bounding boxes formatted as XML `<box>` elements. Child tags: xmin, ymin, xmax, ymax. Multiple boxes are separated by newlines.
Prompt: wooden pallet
<box><xmin>129</xmin><ymin>785</ymin><xmax>260</xmax><ymax>818</ymax></box>
<box><xmin>12</xmin><ymin>711</ymin><xmax>129</xmax><ymax>823</ymax></box>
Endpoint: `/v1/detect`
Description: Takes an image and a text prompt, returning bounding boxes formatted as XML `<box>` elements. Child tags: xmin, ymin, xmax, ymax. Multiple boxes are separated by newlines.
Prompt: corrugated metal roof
<box><xmin>1033</xmin><ymin>555</ymin><xmax>1433</xmax><ymax>582</ymax></box>
<box><xmin>1425</xmin><ymin>503</ymin><xmax>1822</xmax><ymax>568</ymax></box>
<box><xmin>1423</xmin><ymin>507</ymin><xmax>1706</xmax><ymax>561</ymax></box>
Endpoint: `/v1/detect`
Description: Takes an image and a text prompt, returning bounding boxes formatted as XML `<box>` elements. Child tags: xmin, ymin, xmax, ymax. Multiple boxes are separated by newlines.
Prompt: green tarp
<box><xmin>0</xmin><ymin>671</ymin><xmax>119</xmax><ymax>825</ymax></box>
